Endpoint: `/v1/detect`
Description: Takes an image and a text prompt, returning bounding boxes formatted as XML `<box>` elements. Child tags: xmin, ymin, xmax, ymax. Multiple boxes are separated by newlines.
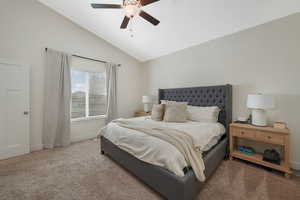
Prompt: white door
<box><xmin>0</xmin><ymin>61</ymin><xmax>30</xmax><ymax>160</ymax></box>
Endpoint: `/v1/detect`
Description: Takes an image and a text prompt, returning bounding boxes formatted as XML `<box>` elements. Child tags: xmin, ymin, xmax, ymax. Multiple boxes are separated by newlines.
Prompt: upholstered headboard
<box><xmin>158</xmin><ymin>84</ymin><xmax>232</xmax><ymax>134</ymax></box>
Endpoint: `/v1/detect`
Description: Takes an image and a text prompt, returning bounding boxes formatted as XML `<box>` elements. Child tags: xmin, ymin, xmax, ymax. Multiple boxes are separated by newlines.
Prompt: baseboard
<box><xmin>291</xmin><ymin>161</ymin><xmax>300</xmax><ymax>171</ymax></box>
<box><xmin>30</xmin><ymin>143</ymin><xmax>43</xmax><ymax>152</ymax></box>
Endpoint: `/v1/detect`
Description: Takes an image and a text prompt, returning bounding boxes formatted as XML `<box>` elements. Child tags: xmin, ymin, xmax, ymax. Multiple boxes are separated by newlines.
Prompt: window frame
<box><xmin>70</xmin><ymin>70</ymin><xmax>107</xmax><ymax>122</ymax></box>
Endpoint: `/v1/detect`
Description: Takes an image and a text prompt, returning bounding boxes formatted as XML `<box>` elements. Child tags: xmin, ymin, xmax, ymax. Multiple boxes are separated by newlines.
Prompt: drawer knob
<box><xmin>241</xmin><ymin>131</ymin><xmax>244</xmax><ymax>134</ymax></box>
<box><xmin>267</xmin><ymin>136</ymin><xmax>272</xmax><ymax>139</ymax></box>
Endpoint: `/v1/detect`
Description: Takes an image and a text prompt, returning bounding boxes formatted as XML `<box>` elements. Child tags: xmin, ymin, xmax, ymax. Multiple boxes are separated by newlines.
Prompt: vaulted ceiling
<box><xmin>38</xmin><ymin>0</ymin><xmax>300</xmax><ymax>61</ymax></box>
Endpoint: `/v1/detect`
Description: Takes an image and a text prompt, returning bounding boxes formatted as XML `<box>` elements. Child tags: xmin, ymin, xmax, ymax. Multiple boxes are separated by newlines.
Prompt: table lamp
<box><xmin>247</xmin><ymin>94</ymin><xmax>275</xmax><ymax>126</ymax></box>
<box><xmin>142</xmin><ymin>95</ymin><xmax>152</xmax><ymax>113</ymax></box>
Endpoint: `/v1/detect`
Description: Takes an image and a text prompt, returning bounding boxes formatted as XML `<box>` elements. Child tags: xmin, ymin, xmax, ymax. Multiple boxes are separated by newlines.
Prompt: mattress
<box><xmin>101</xmin><ymin>116</ymin><xmax>225</xmax><ymax>177</ymax></box>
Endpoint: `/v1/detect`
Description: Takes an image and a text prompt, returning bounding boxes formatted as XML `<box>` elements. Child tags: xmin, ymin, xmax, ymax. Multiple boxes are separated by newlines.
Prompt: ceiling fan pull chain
<box><xmin>129</xmin><ymin>17</ymin><xmax>135</xmax><ymax>38</ymax></box>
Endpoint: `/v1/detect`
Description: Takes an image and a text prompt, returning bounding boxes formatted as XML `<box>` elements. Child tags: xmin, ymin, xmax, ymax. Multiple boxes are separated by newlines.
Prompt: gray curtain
<box><xmin>105</xmin><ymin>63</ymin><xmax>118</xmax><ymax>124</ymax></box>
<box><xmin>43</xmin><ymin>48</ymin><xmax>72</xmax><ymax>149</ymax></box>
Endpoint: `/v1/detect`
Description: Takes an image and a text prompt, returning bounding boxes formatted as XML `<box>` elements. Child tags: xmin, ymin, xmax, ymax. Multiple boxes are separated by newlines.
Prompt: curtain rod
<box><xmin>45</xmin><ymin>48</ymin><xmax>121</xmax><ymax>67</ymax></box>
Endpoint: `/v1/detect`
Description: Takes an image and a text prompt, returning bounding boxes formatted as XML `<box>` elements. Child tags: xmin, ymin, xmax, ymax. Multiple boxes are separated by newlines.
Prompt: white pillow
<box><xmin>160</xmin><ymin>100</ymin><xmax>170</xmax><ymax>104</ymax></box>
<box><xmin>187</xmin><ymin>106</ymin><xmax>220</xmax><ymax>123</ymax></box>
<box><xmin>161</xmin><ymin>100</ymin><xmax>188</xmax><ymax>105</ymax></box>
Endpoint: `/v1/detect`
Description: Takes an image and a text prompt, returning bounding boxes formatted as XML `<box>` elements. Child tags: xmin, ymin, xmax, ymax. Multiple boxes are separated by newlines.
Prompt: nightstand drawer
<box><xmin>232</xmin><ymin>128</ymin><xmax>255</xmax><ymax>139</ymax></box>
<box><xmin>255</xmin><ymin>131</ymin><xmax>284</xmax><ymax>145</ymax></box>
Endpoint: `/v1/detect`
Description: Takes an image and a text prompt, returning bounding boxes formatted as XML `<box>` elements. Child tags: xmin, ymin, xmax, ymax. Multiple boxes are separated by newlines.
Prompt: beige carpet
<box><xmin>0</xmin><ymin>139</ymin><xmax>299</xmax><ymax>200</ymax></box>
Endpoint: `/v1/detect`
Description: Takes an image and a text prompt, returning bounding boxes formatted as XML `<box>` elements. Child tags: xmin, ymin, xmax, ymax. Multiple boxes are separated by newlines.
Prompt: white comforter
<box><xmin>101</xmin><ymin>117</ymin><xmax>225</xmax><ymax>177</ymax></box>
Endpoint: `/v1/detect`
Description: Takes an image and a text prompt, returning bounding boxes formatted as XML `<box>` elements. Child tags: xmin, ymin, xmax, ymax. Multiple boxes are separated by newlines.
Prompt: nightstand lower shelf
<box><xmin>231</xmin><ymin>150</ymin><xmax>292</xmax><ymax>175</ymax></box>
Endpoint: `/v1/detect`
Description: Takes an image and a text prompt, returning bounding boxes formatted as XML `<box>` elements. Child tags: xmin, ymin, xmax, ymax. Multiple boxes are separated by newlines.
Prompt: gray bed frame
<box><xmin>101</xmin><ymin>84</ymin><xmax>232</xmax><ymax>200</ymax></box>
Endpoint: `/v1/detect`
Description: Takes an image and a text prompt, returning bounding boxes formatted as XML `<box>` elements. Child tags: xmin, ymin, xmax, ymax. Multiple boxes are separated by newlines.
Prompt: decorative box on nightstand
<box><xmin>134</xmin><ymin>111</ymin><xmax>151</xmax><ymax>117</ymax></box>
<box><xmin>229</xmin><ymin>123</ymin><xmax>291</xmax><ymax>178</ymax></box>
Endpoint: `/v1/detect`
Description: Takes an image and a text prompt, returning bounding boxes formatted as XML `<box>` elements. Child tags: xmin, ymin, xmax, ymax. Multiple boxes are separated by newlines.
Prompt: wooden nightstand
<box><xmin>134</xmin><ymin>111</ymin><xmax>151</xmax><ymax>117</ymax></box>
<box><xmin>229</xmin><ymin>123</ymin><xmax>291</xmax><ymax>177</ymax></box>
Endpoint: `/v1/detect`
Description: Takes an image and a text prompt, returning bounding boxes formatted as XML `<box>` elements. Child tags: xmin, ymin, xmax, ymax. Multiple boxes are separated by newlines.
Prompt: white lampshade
<box><xmin>247</xmin><ymin>94</ymin><xmax>275</xmax><ymax>109</ymax></box>
<box><xmin>142</xmin><ymin>96</ymin><xmax>152</xmax><ymax>104</ymax></box>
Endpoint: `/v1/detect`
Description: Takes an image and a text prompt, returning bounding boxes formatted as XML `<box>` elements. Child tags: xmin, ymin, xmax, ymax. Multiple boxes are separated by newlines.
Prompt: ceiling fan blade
<box><xmin>141</xmin><ymin>0</ymin><xmax>160</xmax><ymax>6</ymax></box>
<box><xmin>120</xmin><ymin>16</ymin><xmax>130</xmax><ymax>29</ymax></box>
<box><xmin>139</xmin><ymin>10</ymin><xmax>160</xmax><ymax>26</ymax></box>
<box><xmin>91</xmin><ymin>4</ymin><xmax>122</xmax><ymax>9</ymax></box>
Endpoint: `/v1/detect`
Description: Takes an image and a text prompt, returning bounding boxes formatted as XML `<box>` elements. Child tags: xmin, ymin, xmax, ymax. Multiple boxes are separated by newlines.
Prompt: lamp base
<box><xmin>251</xmin><ymin>109</ymin><xmax>267</xmax><ymax>126</ymax></box>
<box><xmin>144</xmin><ymin>104</ymin><xmax>151</xmax><ymax>113</ymax></box>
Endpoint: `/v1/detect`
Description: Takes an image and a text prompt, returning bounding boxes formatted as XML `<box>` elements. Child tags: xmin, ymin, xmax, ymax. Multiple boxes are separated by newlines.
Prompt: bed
<box><xmin>100</xmin><ymin>84</ymin><xmax>232</xmax><ymax>200</ymax></box>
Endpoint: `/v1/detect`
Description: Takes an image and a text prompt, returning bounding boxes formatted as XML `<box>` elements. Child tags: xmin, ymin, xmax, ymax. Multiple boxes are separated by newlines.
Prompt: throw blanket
<box><xmin>109</xmin><ymin>119</ymin><xmax>206</xmax><ymax>182</ymax></box>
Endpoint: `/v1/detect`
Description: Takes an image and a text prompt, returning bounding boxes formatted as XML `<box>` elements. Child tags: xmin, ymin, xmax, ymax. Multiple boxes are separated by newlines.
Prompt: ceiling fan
<box><xmin>91</xmin><ymin>0</ymin><xmax>160</xmax><ymax>29</ymax></box>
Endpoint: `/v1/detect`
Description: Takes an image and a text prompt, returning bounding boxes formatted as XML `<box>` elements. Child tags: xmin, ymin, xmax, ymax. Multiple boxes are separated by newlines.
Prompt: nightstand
<box><xmin>229</xmin><ymin>123</ymin><xmax>291</xmax><ymax>177</ymax></box>
<box><xmin>134</xmin><ymin>111</ymin><xmax>151</xmax><ymax>117</ymax></box>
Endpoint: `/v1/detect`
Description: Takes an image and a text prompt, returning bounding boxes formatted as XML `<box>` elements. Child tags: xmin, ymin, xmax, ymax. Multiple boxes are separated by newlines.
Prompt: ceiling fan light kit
<box><xmin>91</xmin><ymin>0</ymin><xmax>160</xmax><ymax>29</ymax></box>
<box><xmin>124</xmin><ymin>0</ymin><xmax>142</xmax><ymax>18</ymax></box>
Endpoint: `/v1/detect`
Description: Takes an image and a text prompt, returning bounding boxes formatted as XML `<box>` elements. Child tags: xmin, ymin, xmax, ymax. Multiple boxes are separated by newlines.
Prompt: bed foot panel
<box><xmin>100</xmin><ymin>136</ymin><xmax>227</xmax><ymax>200</ymax></box>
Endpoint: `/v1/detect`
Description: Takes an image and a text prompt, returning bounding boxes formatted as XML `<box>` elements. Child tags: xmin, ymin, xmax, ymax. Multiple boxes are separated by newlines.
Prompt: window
<box><xmin>71</xmin><ymin>57</ymin><xmax>106</xmax><ymax>120</ymax></box>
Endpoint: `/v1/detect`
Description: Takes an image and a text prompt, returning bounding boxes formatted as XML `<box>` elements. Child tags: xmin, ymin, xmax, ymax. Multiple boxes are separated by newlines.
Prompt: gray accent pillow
<box><xmin>163</xmin><ymin>104</ymin><xmax>188</xmax><ymax>122</ymax></box>
<box><xmin>151</xmin><ymin>104</ymin><xmax>165</xmax><ymax>121</ymax></box>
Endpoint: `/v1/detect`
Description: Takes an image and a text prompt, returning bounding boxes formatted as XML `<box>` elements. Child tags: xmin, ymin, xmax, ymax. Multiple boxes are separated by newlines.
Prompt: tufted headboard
<box><xmin>158</xmin><ymin>84</ymin><xmax>232</xmax><ymax>135</ymax></box>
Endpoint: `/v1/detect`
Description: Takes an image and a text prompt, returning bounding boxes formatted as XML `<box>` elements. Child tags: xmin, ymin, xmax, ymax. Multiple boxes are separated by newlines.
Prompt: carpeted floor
<box><xmin>0</xmin><ymin>139</ymin><xmax>299</xmax><ymax>200</ymax></box>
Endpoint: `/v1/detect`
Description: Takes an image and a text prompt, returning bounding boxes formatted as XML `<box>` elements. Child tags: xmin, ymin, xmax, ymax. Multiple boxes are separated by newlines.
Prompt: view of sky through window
<box><xmin>71</xmin><ymin>70</ymin><xmax>106</xmax><ymax>119</ymax></box>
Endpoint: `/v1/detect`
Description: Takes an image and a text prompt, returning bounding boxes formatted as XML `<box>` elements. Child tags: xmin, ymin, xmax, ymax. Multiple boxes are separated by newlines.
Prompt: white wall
<box><xmin>142</xmin><ymin>13</ymin><xmax>300</xmax><ymax>170</ymax></box>
<box><xmin>0</xmin><ymin>0</ymin><xmax>143</xmax><ymax>151</ymax></box>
